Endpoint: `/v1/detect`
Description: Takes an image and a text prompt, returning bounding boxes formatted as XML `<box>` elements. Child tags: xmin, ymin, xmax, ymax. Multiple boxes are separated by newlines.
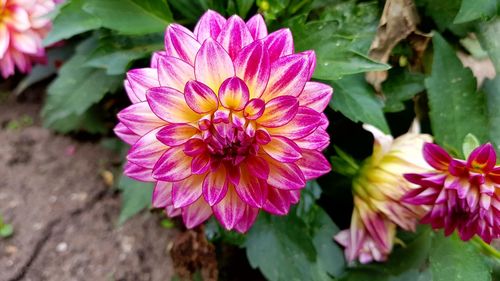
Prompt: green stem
<box><xmin>472</xmin><ymin>236</ymin><xmax>500</xmax><ymax>260</ymax></box>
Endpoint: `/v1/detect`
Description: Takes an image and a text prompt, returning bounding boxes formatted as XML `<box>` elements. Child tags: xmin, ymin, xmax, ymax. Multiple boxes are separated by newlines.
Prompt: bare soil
<box><xmin>0</xmin><ymin>92</ymin><xmax>177</xmax><ymax>281</ymax></box>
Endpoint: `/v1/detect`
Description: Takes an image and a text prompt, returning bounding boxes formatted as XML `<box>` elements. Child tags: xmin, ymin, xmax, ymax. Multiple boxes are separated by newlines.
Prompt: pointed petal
<box><xmin>128</xmin><ymin>128</ymin><xmax>168</xmax><ymax>168</ymax></box>
<box><xmin>156</xmin><ymin>123</ymin><xmax>199</xmax><ymax>147</ymax></box>
<box><xmin>126</xmin><ymin>68</ymin><xmax>160</xmax><ymax>101</ymax></box>
<box><xmin>423</xmin><ymin>143</ymin><xmax>451</xmax><ymax>170</ymax></box>
<box><xmin>150</xmin><ymin>51</ymin><xmax>167</xmax><ymax>68</ymax></box>
<box><xmin>262</xmin><ymin>136</ymin><xmax>302</xmax><ymax>163</ymax></box>
<box><xmin>217</xmin><ymin>15</ymin><xmax>253</xmax><ymax>60</ymax></box>
<box><xmin>184</xmin><ymin>80</ymin><xmax>219</xmax><ymax>114</ymax></box>
<box><xmin>261</xmin><ymin>54</ymin><xmax>310</xmax><ymax>101</ymax></box>
<box><xmin>234</xmin><ymin>206</ymin><xmax>259</xmax><ymax>233</ymax></box>
<box><xmin>152</xmin><ymin>146</ymin><xmax>192</xmax><ymax>182</ymax></box>
<box><xmin>243</xmin><ymin>98</ymin><xmax>265</xmax><ymax>120</ymax></box>
<box><xmin>234</xmin><ymin>40</ymin><xmax>270</xmax><ymax>99</ymax></box>
<box><xmin>246</xmin><ymin>14</ymin><xmax>267</xmax><ymax>40</ymax></box>
<box><xmin>0</xmin><ymin>25</ymin><xmax>10</xmax><ymax>58</ymax></box>
<box><xmin>124</xmin><ymin>80</ymin><xmax>140</xmax><ymax>104</ymax></box>
<box><xmin>12</xmin><ymin>31</ymin><xmax>39</xmax><ymax>55</ymax></box>
<box><xmin>213</xmin><ymin>186</ymin><xmax>246</xmax><ymax>230</ymax></box>
<box><xmin>264</xmin><ymin>155</ymin><xmax>306</xmax><ymax>189</ymax></box>
<box><xmin>257</xmin><ymin>95</ymin><xmax>299</xmax><ymax>127</ymax></box>
<box><xmin>301</xmin><ymin>50</ymin><xmax>316</xmax><ymax>80</ymax></box>
<box><xmin>164</xmin><ymin>24</ymin><xmax>201</xmax><ymax>65</ymax></box>
<box><xmin>146</xmin><ymin>87</ymin><xmax>201</xmax><ymax>123</ymax></box>
<box><xmin>467</xmin><ymin>143</ymin><xmax>497</xmax><ymax>173</ymax></box>
<box><xmin>263</xmin><ymin>28</ymin><xmax>294</xmax><ymax>62</ymax></box>
<box><xmin>294</xmin><ymin>128</ymin><xmax>330</xmax><ymax>150</ymax></box>
<box><xmin>203</xmin><ymin>165</ymin><xmax>229</xmax><ymax>206</ymax></box>
<box><xmin>191</xmin><ymin>153</ymin><xmax>211</xmax><ymax>174</ymax></box>
<box><xmin>296</xmin><ymin>149</ymin><xmax>331</xmax><ymax>180</ymax></box>
<box><xmin>124</xmin><ymin>161</ymin><xmax>155</xmax><ymax>182</ymax></box>
<box><xmin>194</xmin><ymin>38</ymin><xmax>235</xmax><ymax>92</ymax></box>
<box><xmin>182</xmin><ymin>197</ymin><xmax>212</xmax><ymax>228</ymax></box>
<box><xmin>219</xmin><ymin>77</ymin><xmax>249</xmax><ymax>110</ymax></box>
<box><xmin>234</xmin><ymin>172</ymin><xmax>267</xmax><ymax>208</ymax></box>
<box><xmin>263</xmin><ymin>187</ymin><xmax>292</xmax><ymax>215</ymax></box>
<box><xmin>172</xmin><ymin>174</ymin><xmax>204</xmax><ymax>208</ymax></box>
<box><xmin>117</xmin><ymin>102</ymin><xmax>165</xmax><ymax>135</ymax></box>
<box><xmin>114</xmin><ymin>122</ymin><xmax>140</xmax><ymax>145</ymax></box>
<box><xmin>298</xmin><ymin>82</ymin><xmax>333</xmax><ymax>112</ymax></box>
<box><xmin>266</xmin><ymin>107</ymin><xmax>321</xmax><ymax>139</ymax></box>
<box><xmin>194</xmin><ymin>10</ymin><xmax>227</xmax><ymax>42</ymax></box>
<box><xmin>152</xmin><ymin>181</ymin><xmax>173</xmax><ymax>208</ymax></box>
<box><xmin>244</xmin><ymin>155</ymin><xmax>269</xmax><ymax>179</ymax></box>
<box><xmin>157</xmin><ymin>56</ymin><xmax>194</xmax><ymax>91</ymax></box>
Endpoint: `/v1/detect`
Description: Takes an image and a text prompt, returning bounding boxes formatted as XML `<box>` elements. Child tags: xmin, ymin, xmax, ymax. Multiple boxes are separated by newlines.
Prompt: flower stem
<box><xmin>472</xmin><ymin>236</ymin><xmax>500</xmax><ymax>260</ymax></box>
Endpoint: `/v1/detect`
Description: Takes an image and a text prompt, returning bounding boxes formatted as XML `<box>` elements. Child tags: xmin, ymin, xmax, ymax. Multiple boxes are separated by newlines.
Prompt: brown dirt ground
<box><xmin>0</xmin><ymin>90</ymin><xmax>178</xmax><ymax>281</ymax></box>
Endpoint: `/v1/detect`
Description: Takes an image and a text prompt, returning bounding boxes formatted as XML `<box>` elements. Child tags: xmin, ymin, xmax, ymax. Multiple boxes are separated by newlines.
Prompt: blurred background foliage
<box><xmin>17</xmin><ymin>0</ymin><xmax>500</xmax><ymax>280</ymax></box>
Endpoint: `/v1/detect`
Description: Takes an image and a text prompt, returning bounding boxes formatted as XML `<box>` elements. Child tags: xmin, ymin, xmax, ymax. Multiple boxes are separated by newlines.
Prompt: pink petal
<box><xmin>296</xmin><ymin>149</ymin><xmax>331</xmax><ymax>180</ymax></box>
<box><xmin>184</xmin><ymin>80</ymin><xmax>219</xmax><ymax>114</ymax></box>
<box><xmin>203</xmin><ymin>165</ymin><xmax>229</xmax><ymax>206</ymax></box>
<box><xmin>127</xmin><ymin>128</ymin><xmax>168</xmax><ymax>169</ymax></box>
<box><xmin>298</xmin><ymin>82</ymin><xmax>333</xmax><ymax>112</ymax></box>
<box><xmin>295</xmin><ymin>128</ymin><xmax>330</xmax><ymax>150</ymax></box>
<box><xmin>423</xmin><ymin>143</ymin><xmax>451</xmax><ymax>170</ymax></box>
<box><xmin>217</xmin><ymin>15</ymin><xmax>254</xmax><ymax>60</ymax></box>
<box><xmin>263</xmin><ymin>187</ymin><xmax>292</xmax><ymax>215</ymax></box>
<box><xmin>146</xmin><ymin>87</ymin><xmax>201</xmax><ymax>123</ymax></box>
<box><xmin>213</xmin><ymin>186</ymin><xmax>246</xmax><ymax>230</ymax></box>
<box><xmin>164</xmin><ymin>24</ymin><xmax>201</xmax><ymax>65</ymax></box>
<box><xmin>194</xmin><ymin>38</ymin><xmax>235</xmax><ymax>92</ymax></box>
<box><xmin>124</xmin><ymin>161</ymin><xmax>155</xmax><ymax>182</ymax></box>
<box><xmin>156</xmin><ymin>123</ymin><xmax>199</xmax><ymax>147</ymax></box>
<box><xmin>114</xmin><ymin>122</ymin><xmax>140</xmax><ymax>145</ymax></box>
<box><xmin>467</xmin><ymin>143</ymin><xmax>497</xmax><ymax>173</ymax></box>
<box><xmin>152</xmin><ymin>146</ymin><xmax>192</xmax><ymax>182</ymax></box>
<box><xmin>183</xmin><ymin>138</ymin><xmax>208</xmax><ymax>156</ymax></box>
<box><xmin>234</xmin><ymin>40</ymin><xmax>270</xmax><ymax>99</ymax></box>
<box><xmin>264</xmin><ymin>155</ymin><xmax>306</xmax><ymax>190</ymax></box>
<box><xmin>117</xmin><ymin>102</ymin><xmax>165</xmax><ymax>136</ymax></box>
<box><xmin>234</xmin><ymin>172</ymin><xmax>267</xmax><ymax>208</ymax></box>
<box><xmin>172</xmin><ymin>174</ymin><xmax>204</xmax><ymax>208</ymax></box>
<box><xmin>301</xmin><ymin>50</ymin><xmax>316</xmax><ymax>80</ymax></box>
<box><xmin>260</xmin><ymin>54</ymin><xmax>310</xmax><ymax>101</ymax></box>
<box><xmin>192</xmin><ymin>153</ymin><xmax>211</xmax><ymax>175</ymax></box>
<box><xmin>234</xmin><ymin>206</ymin><xmax>259</xmax><ymax>233</ymax></box>
<box><xmin>150</xmin><ymin>51</ymin><xmax>167</xmax><ymax>68</ymax></box>
<box><xmin>126</xmin><ymin>68</ymin><xmax>160</xmax><ymax>102</ymax></box>
<box><xmin>152</xmin><ymin>181</ymin><xmax>173</xmax><ymax>208</ymax></box>
<box><xmin>194</xmin><ymin>10</ymin><xmax>227</xmax><ymax>42</ymax></box>
<box><xmin>262</xmin><ymin>136</ymin><xmax>302</xmax><ymax>163</ymax></box>
<box><xmin>243</xmin><ymin>98</ymin><xmax>266</xmax><ymax>120</ymax></box>
<box><xmin>255</xmin><ymin>129</ymin><xmax>271</xmax><ymax>145</ymax></box>
<box><xmin>263</xmin><ymin>28</ymin><xmax>294</xmax><ymax>63</ymax></box>
<box><xmin>219</xmin><ymin>77</ymin><xmax>249</xmax><ymax>111</ymax></box>
<box><xmin>244</xmin><ymin>155</ymin><xmax>270</xmax><ymax>179</ymax></box>
<box><xmin>157</xmin><ymin>56</ymin><xmax>195</xmax><ymax>91</ymax></box>
<box><xmin>0</xmin><ymin>25</ymin><xmax>10</xmax><ymax>58</ymax></box>
<box><xmin>124</xmin><ymin>80</ymin><xmax>141</xmax><ymax>104</ymax></box>
<box><xmin>5</xmin><ymin>6</ymin><xmax>30</xmax><ymax>31</ymax></box>
<box><xmin>246</xmin><ymin>14</ymin><xmax>268</xmax><ymax>40</ymax></box>
<box><xmin>266</xmin><ymin>107</ymin><xmax>322</xmax><ymax>139</ymax></box>
<box><xmin>182</xmin><ymin>197</ymin><xmax>213</xmax><ymax>228</ymax></box>
<box><xmin>12</xmin><ymin>31</ymin><xmax>39</xmax><ymax>55</ymax></box>
<box><xmin>257</xmin><ymin>95</ymin><xmax>299</xmax><ymax>127</ymax></box>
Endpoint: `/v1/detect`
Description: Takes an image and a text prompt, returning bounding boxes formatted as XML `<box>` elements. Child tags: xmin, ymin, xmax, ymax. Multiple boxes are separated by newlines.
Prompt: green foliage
<box><xmin>478</xmin><ymin>17</ymin><xmax>500</xmax><ymax>74</ymax></box>
<box><xmin>382</xmin><ymin>68</ymin><xmax>425</xmax><ymax>112</ymax></box>
<box><xmin>0</xmin><ymin>215</ymin><xmax>14</xmax><ymax>239</ymax></box>
<box><xmin>117</xmin><ymin>174</ymin><xmax>154</xmax><ymax>225</ymax></box>
<box><xmin>454</xmin><ymin>0</ymin><xmax>497</xmax><ymax>24</ymax></box>
<box><xmin>430</xmin><ymin>232</ymin><xmax>492</xmax><ymax>281</ymax></box>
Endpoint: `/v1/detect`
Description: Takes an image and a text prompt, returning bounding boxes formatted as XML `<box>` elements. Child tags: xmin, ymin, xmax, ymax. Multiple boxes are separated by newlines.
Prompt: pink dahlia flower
<box><xmin>114</xmin><ymin>10</ymin><xmax>333</xmax><ymax>233</ymax></box>
<box><xmin>335</xmin><ymin>124</ymin><xmax>432</xmax><ymax>264</ymax></box>
<box><xmin>403</xmin><ymin>143</ymin><xmax>500</xmax><ymax>243</ymax></box>
<box><xmin>0</xmin><ymin>0</ymin><xmax>58</xmax><ymax>78</ymax></box>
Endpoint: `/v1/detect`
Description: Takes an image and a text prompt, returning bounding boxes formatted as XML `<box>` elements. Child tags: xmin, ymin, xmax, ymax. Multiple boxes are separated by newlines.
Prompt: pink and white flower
<box><xmin>0</xmin><ymin>0</ymin><xmax>58</xmax><ymax>78</ymax></box>
<box><xmin>115</xmin><ymin>10</ymin><xmax>333</xmax><ymax>233</ymax></box>
<box><xmin>403</xmin><ymin>143</ymin><xmax>500</xmax><ymax>243</ymax></box>
<box><xmin>335</xmin><ymin>124</ymin><xmax>432</xmax><ymax>264</ymax></box>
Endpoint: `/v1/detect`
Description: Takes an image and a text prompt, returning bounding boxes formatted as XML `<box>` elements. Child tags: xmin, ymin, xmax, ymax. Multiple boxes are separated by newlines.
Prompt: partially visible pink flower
<box><xmin>335</xmin><ymin>124</ymin><xmax>432</xmax><ymax>264</ymax></box>
<box><xmin>403</xmin><ymin>143</ymin><xmax>500</xmax><ymax>243</ymax></box>
<box><xmin>0</xmin><ymin>0</ymin><xmax>58</xmax><ymax>78</ymax></box>
<box><xmin>115</xmin><ymin>11</ymin><xmax>333</xmax><ymax>233</ymax></box>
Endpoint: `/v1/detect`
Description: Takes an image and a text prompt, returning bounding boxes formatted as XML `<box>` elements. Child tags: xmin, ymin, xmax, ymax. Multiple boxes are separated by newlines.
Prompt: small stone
<box><xmin>5</xmin><ymin>245</ymin><xmax>18</xmax><ymax>255</ymax></box>
<box><xmin>56</xmin><ymin>242</ymin><xmax>68</xmax><ymax>252</ymax></box>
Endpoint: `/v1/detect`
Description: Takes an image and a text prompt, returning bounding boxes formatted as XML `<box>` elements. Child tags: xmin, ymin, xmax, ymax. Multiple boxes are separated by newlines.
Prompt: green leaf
<box><xmin>478</xmin><ymin>17</ymin><xmax>500</xmax><ymax>74</ymax></box>
<box><xmin>85</xmin><ymin>34</ymin><xmax>164</xmax><ymax>75</ymax></box>
<box><xmin>44</xmin><ymin>0</ymin><xmax>102</xmax><ymax>46</ymax></box>
<box><xmin>415</xmin><ymin>0</ymin><xmax>462</xmax><ymax>31</ymax></box>
<box><xmin>453</xmin><ymin>0</ymin><xmax>497</xmax><ymax>24</ymax></box>
<box><xmin>483</xmin><ymin>76</ymin><xmax>500</xmax><ymax>152</ymax></box>
<box><xmin>382</xmin><ymin>68</ymin><xmax>425</xmax><ymax>113</ymax></box>
<box><xmin>117</xmin><ymin>174</ymin><xmax>154</xmax><ymax>224</ymax></box>
<box><xmin>245</xmin><ymin>206</ymin><xmax>344</xmax><ymax>281</ymax></box>
<box><xmin>0</xmin><ymin>224</ymin><xmax>14</xmax><ymax>238</ymax></box>
<box><xmin>329</xmin><ymin>75</ymin><xmax>390</xmax><ymax>134</ymax></box>
<box><xmin>83</xmin><ymin>0</ymin><xmax>172</xmax><ymax>35</ymax></box>
<box><xmin>42</xmin><ymin>37</ymin><xmax>122</xmax><ymax>132</ymax></box>
<box><xmin>462</xmin><ymin>133</ymin><xmax>481</xmax><ymax>158</ymax></box>
<box><xmin>430</xmin><ymin>232</ymin><xmax>492</xmax><ymax>281</ymax></box>
<box><xmin>425</xmin><ymin>33</ymin><xmax>488</xmax><ymax>156</ymax></box>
